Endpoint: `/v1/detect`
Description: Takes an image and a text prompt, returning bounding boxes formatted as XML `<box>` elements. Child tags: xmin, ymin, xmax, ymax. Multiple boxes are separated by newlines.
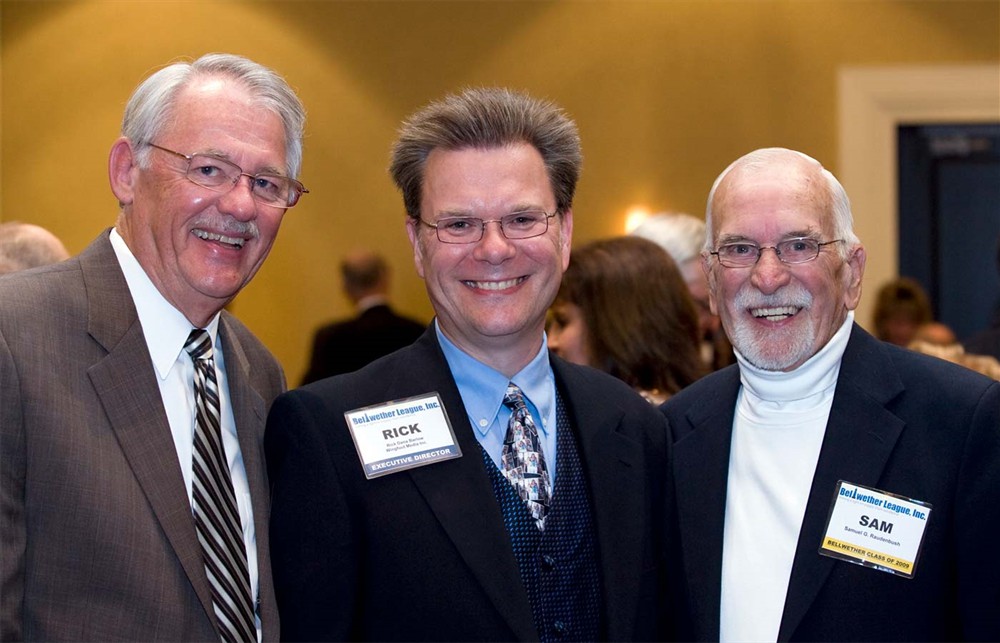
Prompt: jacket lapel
<box><xmin>672</xmin><ymin>366</ymin><xmax>741</xmax><ymax>641</ymax></box>
<box><xmin>778</xmin><ymin>326</ymin><xmax>906</xmax><ymax>640</ymax></box>
<box><xmin>400</xmin><ymin>331</ymin><xmax>538</xmax><ymax>641</ymax></box>
<box><xmin>551</xmin><ymin>358</ymin><xmax>646</xmax><ymax>641</ymax></box>
<box><xmin>81</xmin><ymin>232</ymin><xmax>216</xmax><ymax>627</ymax></box>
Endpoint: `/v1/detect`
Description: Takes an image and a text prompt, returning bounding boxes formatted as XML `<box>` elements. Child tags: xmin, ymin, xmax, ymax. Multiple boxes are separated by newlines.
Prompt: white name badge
<box><xmin>345</xmin><ymin>393</ymin><xmax>462</xmax><ymax>479</ymax></box>
<box><xmin>819</xmin><ymin>480</ymin><xmax>932</xmax><ymax>578</ymax></box>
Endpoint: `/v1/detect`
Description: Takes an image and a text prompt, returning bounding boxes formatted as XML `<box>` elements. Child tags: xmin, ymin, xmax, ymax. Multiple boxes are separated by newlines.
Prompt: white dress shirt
<box><xmin>109</xmin><ymin>229</ymin><xmax>261</xmax><ymax>638</ymax></box>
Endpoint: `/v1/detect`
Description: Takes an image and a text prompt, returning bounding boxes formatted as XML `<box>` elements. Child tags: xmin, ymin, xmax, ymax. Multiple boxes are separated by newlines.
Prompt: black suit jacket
<box><xmin>266</xmin><ymin>328</ymin><xmax>669</xmax><ymax>641</ymax></box>
<box><xmin>662</xmin><ymin>324</ymin><xmax>1000</xmax><ymax>641</ymax></box>
<box><xmin>300</xmin><ymin>304</ymin><xmax>425</xmax><ymax>384</ymax></box>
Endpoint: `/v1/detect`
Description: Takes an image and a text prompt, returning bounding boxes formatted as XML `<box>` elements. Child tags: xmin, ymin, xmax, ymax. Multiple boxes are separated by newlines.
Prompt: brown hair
<box><xmin>873</xmin><ymin>277</ymin><xmax>932</xmax><ymax>341</ymax></box>
<box><xmin>556</xmin><ymin>236</ymin><xmax>705</xmax><ymax>396</ymax></box>
<box><xmin>389</xmin><ymin>87</ymin><xmax>581</xmax><ymax>219</ymax></box>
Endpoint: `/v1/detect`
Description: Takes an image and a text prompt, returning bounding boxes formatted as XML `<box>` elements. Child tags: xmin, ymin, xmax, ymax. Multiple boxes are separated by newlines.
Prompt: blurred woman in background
<box><xmin>548</xmin><ymin>236</ymin><xmax>706</xmax><ymax>404</ymax></box>
<box><xmin>872</xmin><ymin>277</ymin><xmax>933</xmax><ymax>347</ymax></box>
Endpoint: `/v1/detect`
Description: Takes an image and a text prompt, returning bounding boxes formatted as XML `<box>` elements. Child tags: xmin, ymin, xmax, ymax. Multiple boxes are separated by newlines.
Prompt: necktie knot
<box><xmin>184</xmin><ymin>329</ymin><xmax>213</xmax><ymax>362</ymax></box>
<box><xmin>503</xmin><ymin>382</ymin><xmax>528</xmax><ymax>411</ymax></box>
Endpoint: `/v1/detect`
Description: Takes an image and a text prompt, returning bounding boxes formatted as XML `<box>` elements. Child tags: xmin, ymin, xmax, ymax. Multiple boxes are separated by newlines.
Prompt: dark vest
<box><xmin>481</xmin><ymin>395</ymin><xmax>602</xmax><ymax>641</ymax></box>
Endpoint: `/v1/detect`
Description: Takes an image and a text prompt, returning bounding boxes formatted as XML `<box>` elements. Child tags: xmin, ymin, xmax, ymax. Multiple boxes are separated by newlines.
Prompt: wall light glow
<box><xmin>624</xmin><ymin>206</ymin><xmax>652</xmax><ymax>233</ymax></box>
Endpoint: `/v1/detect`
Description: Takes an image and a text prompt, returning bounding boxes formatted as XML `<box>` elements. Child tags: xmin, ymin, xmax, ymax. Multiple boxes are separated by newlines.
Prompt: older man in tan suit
<box><xmin>0</xmin><ymin>54</ymin><xmax>307</xmax><ymax>641</ymax></box>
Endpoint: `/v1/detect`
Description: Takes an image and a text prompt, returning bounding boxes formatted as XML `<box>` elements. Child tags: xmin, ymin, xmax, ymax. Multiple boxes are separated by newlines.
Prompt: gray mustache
<box><xmin>734</xmin><ymin>284</ymin><xmax>812</xmax><ymax>309</ymax></box>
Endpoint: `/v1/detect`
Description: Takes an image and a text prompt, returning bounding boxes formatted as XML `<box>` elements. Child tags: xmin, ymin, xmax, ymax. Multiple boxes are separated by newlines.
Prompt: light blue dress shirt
<box><xmin>435</xmin><ymin>321</ymin><xmax>558</xmax><ymax>487</ymax></box>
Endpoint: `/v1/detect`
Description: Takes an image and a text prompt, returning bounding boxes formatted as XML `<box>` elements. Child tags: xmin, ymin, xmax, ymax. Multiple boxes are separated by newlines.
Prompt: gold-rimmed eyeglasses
<box><xmin>147</xmin><ymin>143</ymin><xmax>309</xmax><ymax>208</ymax></box>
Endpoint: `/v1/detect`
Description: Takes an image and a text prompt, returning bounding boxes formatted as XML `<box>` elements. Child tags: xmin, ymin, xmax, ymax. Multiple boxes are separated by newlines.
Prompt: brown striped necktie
<box><xmin>185</xmin><ymin>329</ymin><xmax>256</xmax><ymax>643</ymax></box>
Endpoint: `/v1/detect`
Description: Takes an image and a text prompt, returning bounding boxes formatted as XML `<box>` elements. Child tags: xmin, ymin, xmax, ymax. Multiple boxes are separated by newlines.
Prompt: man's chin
<box><xmin>745</xmin><ymin>354</ymin><xmax>800</xmax><ymax>372</ymax></box>
<box><xmin>731</xmin><ymin>330</ymin><xmax>814</xmax><ymax>372</ymax></box>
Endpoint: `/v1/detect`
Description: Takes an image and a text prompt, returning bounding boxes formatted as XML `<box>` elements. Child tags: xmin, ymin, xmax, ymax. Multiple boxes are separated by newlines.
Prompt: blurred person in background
<box><xmin>548</xmin><ymin>236</ymin><xmax>705</xmax><ymax>404</ymax></box>
<box><xmin>909</xmin><ymin>321</ymin><xmax>1000</xmax><ymax>381</ymax></box>
<box><xmin>0</xmin><ymin>221</ymin><xmax>70</xmax><ymax>275</ymax></box>
<box><xmin>911</xmin><ymin>321</ymin><xmax>956</xmax><ymax>347</ymax></box>
<box><xmin>301</xmin><ymin>249</ymin><xmax>425</xmax><ymax>384</ymax></box>
<box><xmin>872</xmin><ymin>276</ymin><xmax>932</xmax><ymax>347</ymax></box>
<box><xmin>631</xmin><ymin>212</ymin><xmax>734</xmax><ymax>370</ymax></box>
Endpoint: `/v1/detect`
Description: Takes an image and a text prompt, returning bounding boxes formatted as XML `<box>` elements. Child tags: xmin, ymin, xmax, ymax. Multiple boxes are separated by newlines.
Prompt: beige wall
<box><xmin>2</xmin><ymin>0</ymin><xmax>998</xmax><ymax>382</ymax></box>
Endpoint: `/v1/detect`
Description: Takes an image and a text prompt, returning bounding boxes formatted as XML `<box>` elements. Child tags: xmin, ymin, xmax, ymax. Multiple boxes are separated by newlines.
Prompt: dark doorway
<box><xmin>898</xmin><ymin>123</ymin><xmax>1000</xmax><ymax>342</ymax></box>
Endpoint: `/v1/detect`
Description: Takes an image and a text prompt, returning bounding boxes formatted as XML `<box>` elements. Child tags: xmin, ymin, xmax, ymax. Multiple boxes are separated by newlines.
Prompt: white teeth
<box><xmin>752</xmin><ymin>306</ymin><xmax>798</xmax><ymax>321</ymax></box>
<box><xmin>194</xmin><ymin>229</ymin><xmax>245</xmax><ymax>248</ymax></box>
<box><xmin>465</xmin><ymin>277</ymin><xmax>525</xmax><ymax>291</ymax></box>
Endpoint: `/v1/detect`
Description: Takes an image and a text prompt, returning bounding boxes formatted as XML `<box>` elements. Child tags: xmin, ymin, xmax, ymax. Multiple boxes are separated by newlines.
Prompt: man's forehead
<box><xmin>175</xmin><ymin>75</ymin><xmax>248</xmax><ymax>104</ymax></box>
<box><xmin>168</xmin><ymin>77</ymin><xmax>273</xmax><ymax>129</ymax></box>
<box><xmin>719</xmin><ymin>158</ymin><xmax>816</xmax><ymax>198</ymax></box>
<box><xmin>421</xmin><ymin>144</ymin><xmax>553</xmax><ymax>204</ymax></box>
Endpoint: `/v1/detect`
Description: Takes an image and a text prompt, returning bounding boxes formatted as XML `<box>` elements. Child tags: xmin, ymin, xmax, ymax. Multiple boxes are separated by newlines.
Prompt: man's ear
<box><xmin>559</xmin><ymin>208</ymin><xmax>573</xmax><ymax>271</ymax></box>
<box><xmin>703</xmin><ymin>251</ymin><xmax>719</xmax><ymax>315</ymax></box>
<box><xmin>108</xmin><ymin>137</ymin><xmax>139</xmax><ymax>206</ymax></box>
<box><xmin>405</xmin><ymin>217</ymin><xmax>426</xmax><ymax>279</ymax></box>
<box><xmin>843</xmin><ymin>244</ymin><xmax>867</xmax><ymax>310</ymax></box>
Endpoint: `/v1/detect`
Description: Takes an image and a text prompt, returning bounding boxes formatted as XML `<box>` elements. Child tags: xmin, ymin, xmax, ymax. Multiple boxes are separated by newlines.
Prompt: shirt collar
<box><xmin>435</xmin><ymin>319</ymin><xmax>555</xmax><ymax>437</ymax></box>
<box><xmin>356</xmin><ymin>294</ymin><xmax>388</xmax><ymax>313</ymax></box>
<box><xmin>109</xmin><ymin>228</ymin><xmax>221</xmax><ymax>380</ymax></box>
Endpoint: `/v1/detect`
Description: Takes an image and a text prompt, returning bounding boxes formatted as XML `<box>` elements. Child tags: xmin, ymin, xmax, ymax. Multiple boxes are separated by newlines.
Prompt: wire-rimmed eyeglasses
<box><xmin>710</xmin><ymin>238</ymin><xmax>843</xmax><ymax>268</ymax></box>
<box><xmin>147</xmin><ymin>143</ymin><xmax>309</xmax><ymax>208</ymax></box>
<box><xmin>418</xmin><ymin>211</ymin><xmax>558</xmax><ymax>244</ymax></box>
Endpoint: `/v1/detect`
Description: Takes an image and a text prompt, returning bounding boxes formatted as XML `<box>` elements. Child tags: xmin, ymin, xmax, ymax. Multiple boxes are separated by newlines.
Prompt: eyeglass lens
<box><xmin>433</xmin><ymin>211</ymin><xmax>552</xmax><ymax>243</ymax></box>
<box><xmin>185</xmin><ymin>154</ymin><xmax>299</xmax><ymax>207</ymax></box>
<box><xmin>717</xmin><ymin>239</ymin><xmax>822</xmax><ymax>266</ymax></box>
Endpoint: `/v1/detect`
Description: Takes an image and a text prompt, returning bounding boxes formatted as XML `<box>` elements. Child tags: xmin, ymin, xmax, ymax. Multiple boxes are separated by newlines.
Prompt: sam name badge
<box><xmin>819</xmin><ymin>480</ymin><xmax>932</xmax><ymax>578</ymax></box>
<box><xmin>345</xmin><ymin>393</ymin><xmax>461</xmax><ymax>479</ymax></box>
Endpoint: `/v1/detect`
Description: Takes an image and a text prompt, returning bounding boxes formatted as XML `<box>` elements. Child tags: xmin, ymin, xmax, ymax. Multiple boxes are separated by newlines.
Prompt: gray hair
<box><xmin>705</xmin><ymin>148</ymin><xmax>859</xmax><ymax>260</ymax></box>
<box><xmin>630</xmin><ymin>212</ymin><xmax>706</xmax><ymax>264</ymax></box>
<box><xmin>389</xmin><ymin>87</ymin><xmax>582</xmax><ymax>219</ymax></box>
<box><xmin>122</xmin><ymin>53</ymin><xmax>305</xmax><ymax>178</ymax></box>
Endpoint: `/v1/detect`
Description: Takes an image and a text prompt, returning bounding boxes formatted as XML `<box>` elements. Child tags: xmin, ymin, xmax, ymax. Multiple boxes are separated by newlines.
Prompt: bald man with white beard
<box><xmin>662</xmin><ymin>147</ymin><xmax>1000</xmax><ymax>642</ymax></box>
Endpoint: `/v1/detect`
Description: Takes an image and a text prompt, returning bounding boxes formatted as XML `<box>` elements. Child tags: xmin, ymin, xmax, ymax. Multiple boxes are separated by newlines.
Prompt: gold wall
<box><xmin>2</xmin><ymin>0</ymin><xmax>998</xmax><ymax>382</ymax></box>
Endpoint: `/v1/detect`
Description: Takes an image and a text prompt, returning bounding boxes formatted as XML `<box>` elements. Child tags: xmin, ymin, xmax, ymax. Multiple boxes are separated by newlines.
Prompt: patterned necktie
<box><xmin>501</xmin><ymin>383</ymin><xmax>552</xmax><ymax>530</ymax></box>
<box><xmin>184</xmin><ymin>330</ymin><xmax>256</xmax><ymax>643</ymax></box>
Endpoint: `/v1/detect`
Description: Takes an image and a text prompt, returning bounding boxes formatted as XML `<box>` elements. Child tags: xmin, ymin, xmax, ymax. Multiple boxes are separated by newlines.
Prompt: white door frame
<box><xmin>838</xmin><ymin>64</ymin><xmax>1000</xmax><ymax>329</ymax></box>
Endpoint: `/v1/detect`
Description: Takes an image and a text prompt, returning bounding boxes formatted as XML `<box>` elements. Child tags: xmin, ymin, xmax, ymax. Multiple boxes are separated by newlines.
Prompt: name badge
<box><xmin>819</xmin><ymin>480</ymin><xmax>932</xmax><ymax>578</ymax></box>
<box><xmin>345</xmin><ymin>393</ymin><xmax>462</xmax><ymax>479</ymax></box>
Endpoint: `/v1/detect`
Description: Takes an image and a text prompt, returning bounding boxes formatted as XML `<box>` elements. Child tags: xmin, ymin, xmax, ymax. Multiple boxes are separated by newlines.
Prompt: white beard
<box><xmin>726</xmin><ymin>283</ymin><xmax>816</xmax><ymax>371</ymax></box>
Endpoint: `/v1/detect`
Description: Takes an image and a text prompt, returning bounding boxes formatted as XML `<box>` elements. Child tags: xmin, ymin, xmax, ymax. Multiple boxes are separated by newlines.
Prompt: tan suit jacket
<box><xmin>0</xmin><ymin>231</ymin><xmax>284</xmax><ymax>641</ymax></box>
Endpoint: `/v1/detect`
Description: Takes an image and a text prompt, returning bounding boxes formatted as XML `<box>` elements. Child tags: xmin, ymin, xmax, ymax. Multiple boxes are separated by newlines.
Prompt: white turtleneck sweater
<box><xmin>719</xmin><ymin>312</ymin><xmax>855</xmax><ymax>643</ymax></box>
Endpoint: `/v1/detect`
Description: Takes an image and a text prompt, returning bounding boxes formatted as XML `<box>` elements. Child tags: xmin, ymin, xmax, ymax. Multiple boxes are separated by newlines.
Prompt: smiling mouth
<box><xmin>463</xmin><ymin>277</ymin><xmax>527</xmax><ymax>291</ymax></box>
<box><xmin>193</xmin><ymin>229</ymin><xmax>246</xmax><ymax>249</ymax></box>
<box><xmin>751</xmin><ymin>305</ymin><xmax>800</xmax><ymax>322</ymax></box>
